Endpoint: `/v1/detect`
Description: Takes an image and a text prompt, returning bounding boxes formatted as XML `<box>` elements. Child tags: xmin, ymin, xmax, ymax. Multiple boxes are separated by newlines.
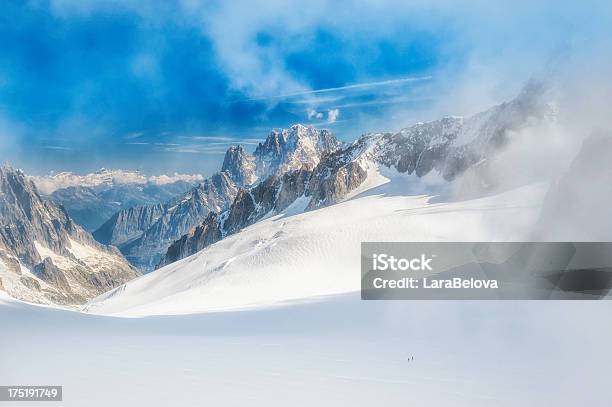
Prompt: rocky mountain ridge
<box><xmin>253</xmin><ymin>125</ymin><xmax>340</xmax><ymax>179</ymax></box>
<box><xmin>95</xmin><ymin>171</ymin><xmax>239</xmax><ymax>271</ymax></box>
<box><xmin>160</xmin><ymin>79</ymin><xmax>557</xmax><ymax>266</ymax></box>
<box><xmin>33</xmin><ymin>169</ymin><xmax>201</xmax><ymax>231</ymax></box>
<box><xmin>0</xmin><ymin>165</ymin><xmax>139</xmax><ymax>306</ymax></box>
<box><xmin>94</xmin><ymin>125</ymin><xmax>340</xmax><ymax>271</ymax></box>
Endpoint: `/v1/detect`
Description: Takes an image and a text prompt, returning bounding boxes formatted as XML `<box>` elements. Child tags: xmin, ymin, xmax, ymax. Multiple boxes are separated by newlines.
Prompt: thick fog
<box><xmin>443</xmin><ymin>39</ymin><xmax>612</xmax><ymax>241</ymax></box>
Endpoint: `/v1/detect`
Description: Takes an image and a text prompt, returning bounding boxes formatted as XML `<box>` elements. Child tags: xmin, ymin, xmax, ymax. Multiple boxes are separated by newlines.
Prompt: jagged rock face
<box><xmin>0</xmin><ymin>167</ymin><xmax>91</xmax><ymax>266</ymax></box>
<box><xmin>378</xmin><ymin>117</ymin><xmax>461</xmax><ymax>177</ymax></box>
<box><xmin>42</xmin><ymin>178</ymin><xmax>198</xmax><ymax>232</ymax></box>
<box><xmin>222</xmin><ymin>145</ymin><xmax>257</xmax><ymax>186</ymax></box>
<box><xmin>254</xmin><ymin>124</ymin><xmax>340</xmax><ymax>178</ymax></box>
<box><xmin>0</xmin><ymin>165</ymin><xmax>139</xmax><ymax>306</ymax></box>
<box><xmin>304</xmin><ymin>140</ymin><xmax>372</xmax><ymax>210</ymax></box>
<box><xmin>98</xmin><ymin>125</ymin><xmax>340</xmax><ymax>272</ymax></box>
<box><xmin>160</xmin><ymin>212</ymin><xmax>223</xmax><ymax>267</ymax></box>
<box><xmin>33</xmin><ymin>258</ymin><xmax>73</xmax><ymax>296</ymax></box>
<box><xmin>275</xmin><ymin>165</ymin><xmax>313</xmax><ymax>211</ymax></box>
<box><xmin>107</xmin><ymin>171</ymin><xmax>238</xmax><ymax>271</ymax></box>
<box><xmin>93</xmin><ymin>203</ymin><xmax>165</xmax><ymax>247</ymax></box>
<box><xmin>222</xmin><ymin>166</ymin><xmax>312</xmax><ymax>235</ymax></box>
<box><xmin>222</xmin><ymin>168</ymin><xmax>307</xmax><ymax>235</ymax></box>
<box><xmin>222</xmin><ymin>189</ymin><xmax>258</xmax><ymax>236</ymax></box>
<box><xmin>306</xmin><ymin>79</ymin><xmax>556</xmax><ymax>210</ymax></box>
<box><xmin>159</xmin><ymin>166</ymin><xmax>313</xmax><ymax>266</ymax></box>
<box><xmin>160</xmin><ymin>80</ymin><xmax>557</xmax><ymax>267</ymax></box>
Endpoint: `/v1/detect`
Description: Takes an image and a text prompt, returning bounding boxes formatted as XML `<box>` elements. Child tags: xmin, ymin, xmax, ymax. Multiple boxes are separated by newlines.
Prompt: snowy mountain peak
<box><xmin>222</xmin><ymin>145</ymin><xmax>257</xmax><ymax>186</ymax></box>
<box><xmin>158</xmin><ymin>79</ymin><xmax>558</xmax><ymax>267</ymax></box>
<box><xmin>0</xmin><ymin>165</ymin><xmax>139</xmax><ymax>306</ymax></box>
<box><xmin>92</xmin><ymin>124</ymin><xmax>339</xmax><ymax>272</ymax></box>
<box><xmin>254</xmin><ymin>124</ymin><xmax>341</xmax><ymax>178</ymax></box>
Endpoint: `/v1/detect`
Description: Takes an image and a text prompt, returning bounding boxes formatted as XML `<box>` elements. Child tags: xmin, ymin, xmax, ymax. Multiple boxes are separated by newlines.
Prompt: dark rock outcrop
<box><xmin>109</xmin><ymin>171</ymin><xmax>239</xmax><ymax>271</ymax></box>
<box><xmin>160</xmin><ymin>212</ymin><xmax>223</xmax><ymax>267</ymax></box>
<box><xmin>93</xmin><ymin>203</ymin><xmax>165</xmax><ymax>246</ymax></box>
<box><xmin>33</xmin><ymin>257</ymin><xmax>72</xmax><ymax>293</ymax></box>
<box><xmin>159</xmin><ymin>166</ymin><xmax>313</xmax><ymax>266</ymax></box>
<box><xmin>222</xmin><ymin>145</ymin><xmax>257</xmax><ymax>186</ymax></box>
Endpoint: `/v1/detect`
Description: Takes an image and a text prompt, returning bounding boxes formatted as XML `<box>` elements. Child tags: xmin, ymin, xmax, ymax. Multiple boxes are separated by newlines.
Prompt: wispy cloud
<box><xmin>182</xmin><ymin>135</ymin><xmax>250</xmax><ymax>142</ymax></box>
<box><xmin>242</xmin><ymin>76</ymin><xmax>433</xmax><ymax>101</ymax></box>
<box><xmin>37</xmin><ymin>145</ymin><xmax>73</xmax><ymax>151</ymax></box>
<box><xmin>180</xmin><ymin>136</ymin><xmax>263</xmax><ymax>144</ymax></box>
<box><xmin>155</xmin><ymin>139</ymin><xmax>258</xmax><ymax>154</ymax></box>
<box><xmin>287</xmin><ymin>96</ymin><xmax>345</xmax><ymax>105</ymax></box>
<box><xmin>327</xmin><ymin>109</ymin><xmax>339</xmax><ymax>123</ymax></box>
<box><xmin>329</xmin><ymin>96</ymin><xmax>436</xmax><ymax>109</ymax></box>
<box><xmin>307</xmin><ymin>109</ymin><xmax>324</xmax><ymax>120</ymax></box>
<box><xmin>158</xmin><ymin>145</ymin><xmax>229</xmax><ymax>154</ymax></box>
<box><xmin>124</xmin><ymin>131</ymin><xmax>144</xmax><ymax>140</ymax></box>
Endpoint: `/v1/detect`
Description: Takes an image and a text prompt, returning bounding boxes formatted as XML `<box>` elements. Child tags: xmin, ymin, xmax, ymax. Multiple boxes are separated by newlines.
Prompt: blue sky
<box><xmin>1</xmin><ymin>0</ymin><xmax>611</xmax><ymax>175</ymax></box>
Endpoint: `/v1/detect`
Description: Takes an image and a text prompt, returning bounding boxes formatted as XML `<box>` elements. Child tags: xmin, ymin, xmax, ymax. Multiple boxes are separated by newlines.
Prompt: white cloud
<box><xmin>124</xmin><ymin>131</ymin><xmax>144</xmax><ymax>140</ymax></box>
<box><xmin>247</xmin><ymin>76</ymin><xmax>432</xmax><ymax>102</ymax></box>
<box><xmin>307</xmin><ymin>109</ymin><xmax>324</xmax><ymax>120</ymax></box>
<box><xmin>191</xmin><ymin>0</ymin><xmax>587</xmax><ymax>103</ymax></box>
<box><xmin>31</xmin><ymin>169</ymin><xmax>206</xmax><ymax>194</ymax></box>
<box><xmin>327</xmin><ymin>109</ymin><xmax>339</xmax><ymax>123</ymax></box>
<box><xmin>42</xmin><ymin>0</ymin><xmax>612</xmax><ymax>123</ymax></box>
<box><xmin>37</xmin><ymin>145</ymin><xmax>73</xmax><ymax>151</ymax></box>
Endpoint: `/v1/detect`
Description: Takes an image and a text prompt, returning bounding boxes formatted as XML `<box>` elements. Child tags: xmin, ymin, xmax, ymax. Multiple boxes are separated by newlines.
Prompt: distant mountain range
<box><xmin>0</xmin><ymin>78</ymin><xmax>565</xmax><ymax>309</ymax></box>
<box><xmin>31</xmin><ymin>169</ymin><xmax>203</xmax><ymax>231</ymax></box>
<box><xmin>93</xmin><ymin>125</ymin><xmax>340</xmax><ymax>271</ymax></box>
<box><xmin>160</xmin><ymin>79</ymin><xmax>557</xmax><ymax>266</ymax></box>
<box><xmin>94</xmin><ymin>171</ymin><xmax>239</xmax><ymax>271</ymax></box>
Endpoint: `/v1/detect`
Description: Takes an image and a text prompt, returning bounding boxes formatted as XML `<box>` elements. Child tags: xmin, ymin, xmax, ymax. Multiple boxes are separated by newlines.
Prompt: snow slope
<box><xmin>86</xmin><ymin>167</ymin><xmax>547</xmax><ymax>316</ymax></box>
<box><xmin>4</xmin><ymin>167</ymin><xmax>609</xmax><ymax>407</ymax></box>
<box><xmin>0</xmin><ymin>257</ymin><xmax>59</xmax><ymax>306</ymax></box>
<box><xmin>3</xmin><ymin>292</ymin><xmax>612</xmax><ymax>407</ymax></box>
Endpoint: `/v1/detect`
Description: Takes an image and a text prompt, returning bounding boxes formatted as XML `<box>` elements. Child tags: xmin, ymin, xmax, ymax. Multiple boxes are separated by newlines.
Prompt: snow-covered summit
<box><xmin>94</xmin><ymin>125</ymin><xmax>341</xmax><ymax>271</ymax></box>
<box><xmin>157</xmin><ymin>78</ymin><xmax>557</xmax><ymax>267</ymax></box>
<box><xmin>222</xmin><ymin>145</ymin><xmax>257</xmax><ymax>185</ymax></box>
<box><xmin>253</xmin><ymin>124</ymin><xmax>341</xmax><ymax>178</ymax></box>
